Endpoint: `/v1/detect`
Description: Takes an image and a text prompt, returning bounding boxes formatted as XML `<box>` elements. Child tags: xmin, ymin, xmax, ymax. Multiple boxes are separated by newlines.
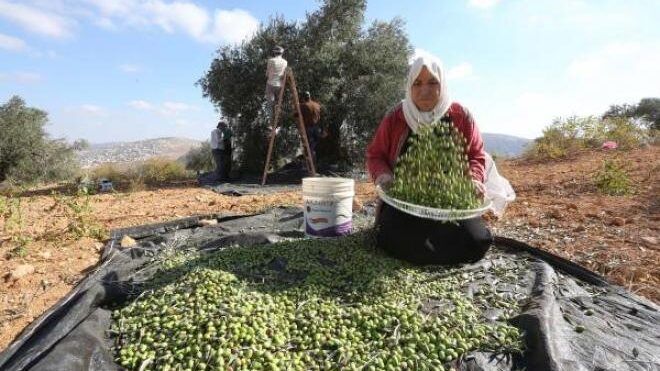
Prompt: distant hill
<box><xmin>482</xmin><ymin>133</ymin><xmax>532</xmax><ymax>158</ymax></box>
<box><xmin>78</xmin><ymin>137</ymin><xmax>202</xmax><ymax>168</ymax></box>
<box><xmin>77</xmin><ymin>133</ymin><xmax>532</xmax><ymax>168</ymax></box>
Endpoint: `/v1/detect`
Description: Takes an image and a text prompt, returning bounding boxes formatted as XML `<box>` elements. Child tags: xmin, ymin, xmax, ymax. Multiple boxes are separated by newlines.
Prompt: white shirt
<box><xmin>210</xmin><ymin>128</ymin><xmax>223</xmax><ymax>150</ymax></box>
<box><xmin>266</xmin><ymin>56</ymin><xmax>288</xmax><ymax>87</ymax></box>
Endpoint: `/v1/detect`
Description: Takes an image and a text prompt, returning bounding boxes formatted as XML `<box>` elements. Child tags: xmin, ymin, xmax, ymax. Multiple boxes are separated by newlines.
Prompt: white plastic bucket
<box><xmin>302</xmin><ymin>177</ymin><xmax>355</xmax><ymax>237</ymax></box>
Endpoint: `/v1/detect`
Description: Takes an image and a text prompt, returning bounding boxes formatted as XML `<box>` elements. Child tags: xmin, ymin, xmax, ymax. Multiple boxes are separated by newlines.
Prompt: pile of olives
<box><xmin>112</xmin><ymin>234</ymin><xmax>523</xmax><ymax>370</ymax></box>
<box><xmin>389</xmin><ymin>120</ymin><xmax>480</xmax><ymax>210</ymax></box>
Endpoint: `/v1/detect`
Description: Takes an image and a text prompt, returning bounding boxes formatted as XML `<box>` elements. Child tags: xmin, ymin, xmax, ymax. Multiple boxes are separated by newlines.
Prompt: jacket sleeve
<box><xmin>461</xmin><ymin>107</ymin><xmax>486</xmax><ymax>183</ymax></box>
<box><xmin>366</xmin><ymin>114</ymin><xmax>394</xmax><ymax>183</ymax></box>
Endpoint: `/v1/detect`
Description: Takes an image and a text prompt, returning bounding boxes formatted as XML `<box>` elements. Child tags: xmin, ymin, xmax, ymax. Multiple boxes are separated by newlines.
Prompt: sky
<box><xmin>1</xmin><ymin>0</ymin><xmax>659</xmax><ymax>143</ymax></box>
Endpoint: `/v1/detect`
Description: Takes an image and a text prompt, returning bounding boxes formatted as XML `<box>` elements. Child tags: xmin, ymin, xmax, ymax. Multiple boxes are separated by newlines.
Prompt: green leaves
<box><xmin>198</xmin><ymin>0</ymin><xmax>411</xmax><ymax>170</ymax></box>
<box><xmin>0</xmin><ymin>96</ymin><xmax>79</xmax><ymax>184</ymax></box>
<box><xmin>389</xmin><ymin>121</ymin><xmax>480</xmax><ymax>210</ymax></box>
<box><xmin>595</xmin><ymin>159</ymin><xmax>632</xmax><ymax>196</ymax></box>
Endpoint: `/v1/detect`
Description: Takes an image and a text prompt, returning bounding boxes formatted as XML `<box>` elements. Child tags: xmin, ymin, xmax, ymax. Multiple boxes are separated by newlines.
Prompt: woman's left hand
<box><xmin>472</xmin><ymin>179</ymin><xmax>486</xmax><ymax>197</ymax></box>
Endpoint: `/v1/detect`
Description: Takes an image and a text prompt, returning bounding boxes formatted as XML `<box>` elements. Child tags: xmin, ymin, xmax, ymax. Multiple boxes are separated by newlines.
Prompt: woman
<box><xmin>366</xmin><ymin>55</ymin><xmax>492</xmax><ymax>265</ymax></box>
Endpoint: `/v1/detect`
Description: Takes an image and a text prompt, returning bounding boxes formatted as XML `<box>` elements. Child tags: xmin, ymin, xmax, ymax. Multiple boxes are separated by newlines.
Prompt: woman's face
<box><xmin>411</xmin><ymin>66</ymin><xmax>440</xmax><ymax>112</ymax></box>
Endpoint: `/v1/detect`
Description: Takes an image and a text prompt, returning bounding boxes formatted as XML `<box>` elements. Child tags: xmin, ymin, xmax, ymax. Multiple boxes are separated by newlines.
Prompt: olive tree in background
<box><xmin>0</xmin><ymin>95</ymin><xmax>79</xmax><ymax>184</ymax></box>
<box><xmin>198</xmin><ymin>0</ymin><xmax>411</xmax><ymax>172</ymax></box>
<box><xmin>604</xmin><ymin>97</ymin><xmax>660</xmax><ymax>131</ymax></box>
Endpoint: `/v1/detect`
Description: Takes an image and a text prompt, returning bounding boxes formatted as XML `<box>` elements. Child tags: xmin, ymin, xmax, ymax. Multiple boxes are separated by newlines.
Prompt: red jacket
<box><xmin>366</xmin><ymin>102</ymin><xmax>486</xmax><ymax>183</ymax></box>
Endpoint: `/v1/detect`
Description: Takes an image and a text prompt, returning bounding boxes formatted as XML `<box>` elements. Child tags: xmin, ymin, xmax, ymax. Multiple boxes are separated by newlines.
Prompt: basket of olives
<box><xmin>378</xmin><ymin>120</ymin><xmax>492</xmax><ymax>221</ymax></box>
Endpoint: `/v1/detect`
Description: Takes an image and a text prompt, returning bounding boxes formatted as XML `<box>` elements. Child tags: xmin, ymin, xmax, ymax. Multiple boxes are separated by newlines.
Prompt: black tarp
<box><xmin>0</xmin><ymin>208</ymin><xmax>658</xmax><ymax>371</ymax></box>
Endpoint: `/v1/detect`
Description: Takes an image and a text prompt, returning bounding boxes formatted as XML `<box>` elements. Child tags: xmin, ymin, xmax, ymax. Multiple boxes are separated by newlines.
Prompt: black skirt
<box><xmin>376</xmin><ymin>202</ymin><xmax>492</xmax><ymax>265</ymax></box>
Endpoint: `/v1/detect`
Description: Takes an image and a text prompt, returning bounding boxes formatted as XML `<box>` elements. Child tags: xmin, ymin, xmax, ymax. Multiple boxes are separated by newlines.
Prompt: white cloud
<box><xmin>129</xmin><ymin>100</ymin><xmax>154</xmax><ymax>110</ymax></box>
<box><xmin>145</xmin><ymin>1</ymin><xmax>209</xmax><ymax>39</ymax></box>
<box><xmin>568</xmin><ymin>42</ymin><xmax>659</xmax><ymax>82</ymax></box>
<box><xmin>84</xmin><ymin>1</ymin><xmax>258</xmax><ymax>44</ymax></box>
<box><xmin>95</xmin><ymin>17</ymin><xmax>117</xmax><ymax>30</ymax></box>
<box><xmin>486</xmin><ymin>40</ymin><xmax>660</xmax><ymax>139</ymax></box>
<box><xmin>0</xmin><ymin>0</ymin><xmax>73</xmax><ymax>38</ymax></box>
<box><xmin>79</xmin><ymin>104</ymin><xmax>104</xmax><ymax>115</ymax></box>
<box><xmin>447</xmin><ymin>63</ymin><xmax>474</xmax><ymax>80</ymax></box>
<box><xmin>468</xmin><ymin>0</ymin><xmax>501</xmax><ymax>9</ymax></box>
<box><xmin>513</xmin><ymin>92</ymin><xmax>558</xmax><ymax>128</ymax></box>
<box><xmin>0</xmin><ymin>71</ymin><xmax>42</xmax><ymax>83</ymax></box>
<box><xmin>566</xmin><ymin>41</ymin><xmax>660</xmax><ymax>103</ymax></box>
<box><xmin>51</xmin><ymin>99</ymin><xmax>218</xmax><ymax>143</ymax></box>
<box><xmin>128</xmin><ymin>100</ymin><xmax>195</xmax><ymax>116</ymax></box>
<box><xmin>84</xmin><ymin>0</ymin><xmax>136</xmax><ymax>16</ymax></box>
<box><xmin>205</xmin><ymin>9</ymin><xmax>259</xmax><ymax>44</ymax></box>
<box><xmin>522</xmin><ymin>1</ymin><xmax>636</xmax><ymax>33</ymax></box>
<box><xmin>0</xmin><ymin>33</ymin><xmax>27</xmax><ymax>52</ymax></box>
<box><xmin>0</xmin><ymin>1</ymin><xmax>258</xmax><ymax>44</ymax></box>
<box><xmin>119</xmin><ymin>64</ymin><xmax>140</xmax><ymax>73</ymax></box>
<box><xmin>161</xmin><ymin>101</ymin><xmax>194</xmax><ymax>115</ymax></box>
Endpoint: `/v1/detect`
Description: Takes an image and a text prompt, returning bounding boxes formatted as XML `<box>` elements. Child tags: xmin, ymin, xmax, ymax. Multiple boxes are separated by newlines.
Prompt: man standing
<box><xmin>220</xmin><ymin>121</ymin><xmax>233</xmax><ymax>181</ymax></box>
<box><xmin>265</xmin><ymin>46</ymin><xmax>288</xmax><ymax>108</ymax></box>
<box><xmin>210</xmin><ymin>121</ymin><xmax>227</xmax><ymax>181</ymax></box>
<box><xmin>297</xmin><ymin>91</ymin><xmax>322</xmax><ymax>165</ymax></box>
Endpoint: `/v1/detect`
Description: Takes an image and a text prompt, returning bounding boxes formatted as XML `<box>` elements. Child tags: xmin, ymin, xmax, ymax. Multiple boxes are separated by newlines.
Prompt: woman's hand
<box><xmin>375</xmin><ymin>173</ymin><xmax>394</xmax><ymax>190</ymax></box>
<box><xmin>472</xmin><ymin>179</ymin><xmax>486</xmax><ymax>198</ymax></box>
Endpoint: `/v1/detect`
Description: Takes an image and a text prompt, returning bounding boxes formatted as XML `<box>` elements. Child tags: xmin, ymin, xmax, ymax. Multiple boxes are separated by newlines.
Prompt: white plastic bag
<box><xmin>483</xmin><ymin>153</ymin><xmax>515</xmax><ymax>217</ymax></box>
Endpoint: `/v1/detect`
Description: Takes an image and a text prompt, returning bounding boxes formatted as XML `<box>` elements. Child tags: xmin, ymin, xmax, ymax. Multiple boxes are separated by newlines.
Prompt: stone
<box><xmin>640</xmin><ymin>236</ymin><xmax>657</xmax><ymax>249</ymax></box>
<box><xmin>120</xmin><ymin>235</ymin><xmax>137</xmax><ymax>248</ymax></box>
<box><xmin>199</xmin><ymin>219</ymin><xmax>218</xmax><ymax>226</ymax></box>
<box><xmin>7</xmin><ymin>264</ymin><xmax>35</xmax><ymax>281</ymax></box>
<box><xmin>528</xmin><ymin>219</ymin><xmax>541</xmax><ymax>228</ymax></box>
<box><xmin>572</xmin><ymin>225</ymin><xmax>586</xmax><ymax>233</ymax></box>
<box><xmin>566</xmin><ymin>203</ymin><xmax>579</xmax><ymax>211</ymax></box>
<box><xmin>93</xmin><ymin>242</ymin><xmax>105</xmax><ymax>252</ymax></box>
<box><xmin>38</xmin><ymin>251</ymin><xmax>52</xmax><ymax>260</ymax></box>
<box><xmin>548</xmin><ymin>210</ymin><xmax>565</xmax><ymax>220</ymax></box>
<box><xmin>609</xmin><ymin>217</ymin><xmax>626</xmax><ymax>227</ymax></box>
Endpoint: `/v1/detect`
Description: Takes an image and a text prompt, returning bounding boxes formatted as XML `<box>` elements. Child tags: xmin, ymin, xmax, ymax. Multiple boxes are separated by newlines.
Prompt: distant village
<box><xmin>76</xmin><ymin>137</ymin><xmax>201</xmax><ymax>168</ymax></box>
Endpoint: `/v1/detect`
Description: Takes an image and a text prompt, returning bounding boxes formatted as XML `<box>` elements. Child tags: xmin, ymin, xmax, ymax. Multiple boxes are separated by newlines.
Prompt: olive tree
<box><xmin>198</xmin><ymin>0</ymin><xmax>411</xmax><ymax>172</ymax></box>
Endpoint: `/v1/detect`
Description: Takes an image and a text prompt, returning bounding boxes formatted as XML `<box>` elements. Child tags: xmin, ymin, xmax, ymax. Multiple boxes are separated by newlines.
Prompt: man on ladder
<box><xmin>265</xmin><ymin>45</ymin><xmax>287</xmax><ymax>115</ymax></box>
<box><xmin>261</xmin><ymin>59</ymin><xmax>317</xmax><ymax>185</ymax></box>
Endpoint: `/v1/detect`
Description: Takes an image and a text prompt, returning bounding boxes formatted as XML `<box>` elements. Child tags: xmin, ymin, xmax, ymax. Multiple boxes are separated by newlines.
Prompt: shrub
<box><xmin>523</xmin><ymin>124</ymin><xmax>581</xmax><ymax>160</ymax></box>
<box><xmin>598</xmin><ymin>117</ymin><xmax>647</xmax><ymax>150</ymax></box>
<box><xmin>134</xmin><ymin>158</ymin><xmax>190</xmax><ymax>184</ymax></box>
<box><xmin>51</xmin><ymin>190</ymin><xmax>108</xmax><ymax>240</ymax></box>
<box><xmin>595</xmin><ymin>160</ymin><xmax>632</xmax><ymax>196</ymax></box>
<box><xmin>90</xmin><ymin>158</ymin><xmax>192</xmax><ymax>188</ymax></box>
<box><xmin>91</xmin><ymin>163</ymin><xmax>127</xmax><ymax>182</ymax></box>
<box><xmin>1</xmin><ymin>195</ymin><xmax>31</xmax><ymax>258</ymax></box>
<box><xmin>183</xmin><ymin>141</ymin><xmax>214</xmax><ymax>173</ymax></box>
<box><xmin>65</xmin><ymin>190</ymin><xmax>108</xmax><ymax>240</ymax></box>
<box><xmin>525</xmin><ymin>115</ymin><xmax>650</xmax><ymax>160</ymax></box>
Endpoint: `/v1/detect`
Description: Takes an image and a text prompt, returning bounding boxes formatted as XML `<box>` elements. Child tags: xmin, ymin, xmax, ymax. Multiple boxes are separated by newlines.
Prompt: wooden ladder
<box><xmin>261</xmin><ymin>67</ymin><xmax>316</xmax><ymax>185</ymax></box>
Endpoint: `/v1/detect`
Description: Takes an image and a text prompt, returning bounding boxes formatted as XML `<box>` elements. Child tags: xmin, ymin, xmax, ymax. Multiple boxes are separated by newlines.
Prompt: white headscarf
<box><xmin>402</xmin><ymin>55</ymin><xmax>452</xmax><ymax>133</ymax></box>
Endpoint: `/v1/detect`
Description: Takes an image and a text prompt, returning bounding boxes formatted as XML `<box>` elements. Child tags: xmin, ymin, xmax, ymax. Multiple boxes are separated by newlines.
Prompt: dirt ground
<box><xmin>490</xmin><ymin>146</ymin><xmax>659</xmax><ymax>302</ymax></box>
<box><xmin>1</xmin><ymin>147</ymin><xmax>658</xmax><ymax>351</ymax></box>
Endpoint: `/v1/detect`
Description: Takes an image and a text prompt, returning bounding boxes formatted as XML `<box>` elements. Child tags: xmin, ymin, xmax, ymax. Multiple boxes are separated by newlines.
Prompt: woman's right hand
<box><xmin>375</xmin><ymin>173</ymin><xmax>394</xmax><ymax>190</ymax></box>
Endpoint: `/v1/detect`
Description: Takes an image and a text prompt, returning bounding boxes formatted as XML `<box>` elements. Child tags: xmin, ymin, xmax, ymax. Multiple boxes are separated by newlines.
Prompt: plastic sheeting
<box><xmin>0</xmin><ymin>208</ymin><xmax>658</xmax><ymax>371</ymax></box>
<box><xmin>484</xmin><ymin>153</ymin><xmax>516</xmax><ymax>218</ymax></box>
